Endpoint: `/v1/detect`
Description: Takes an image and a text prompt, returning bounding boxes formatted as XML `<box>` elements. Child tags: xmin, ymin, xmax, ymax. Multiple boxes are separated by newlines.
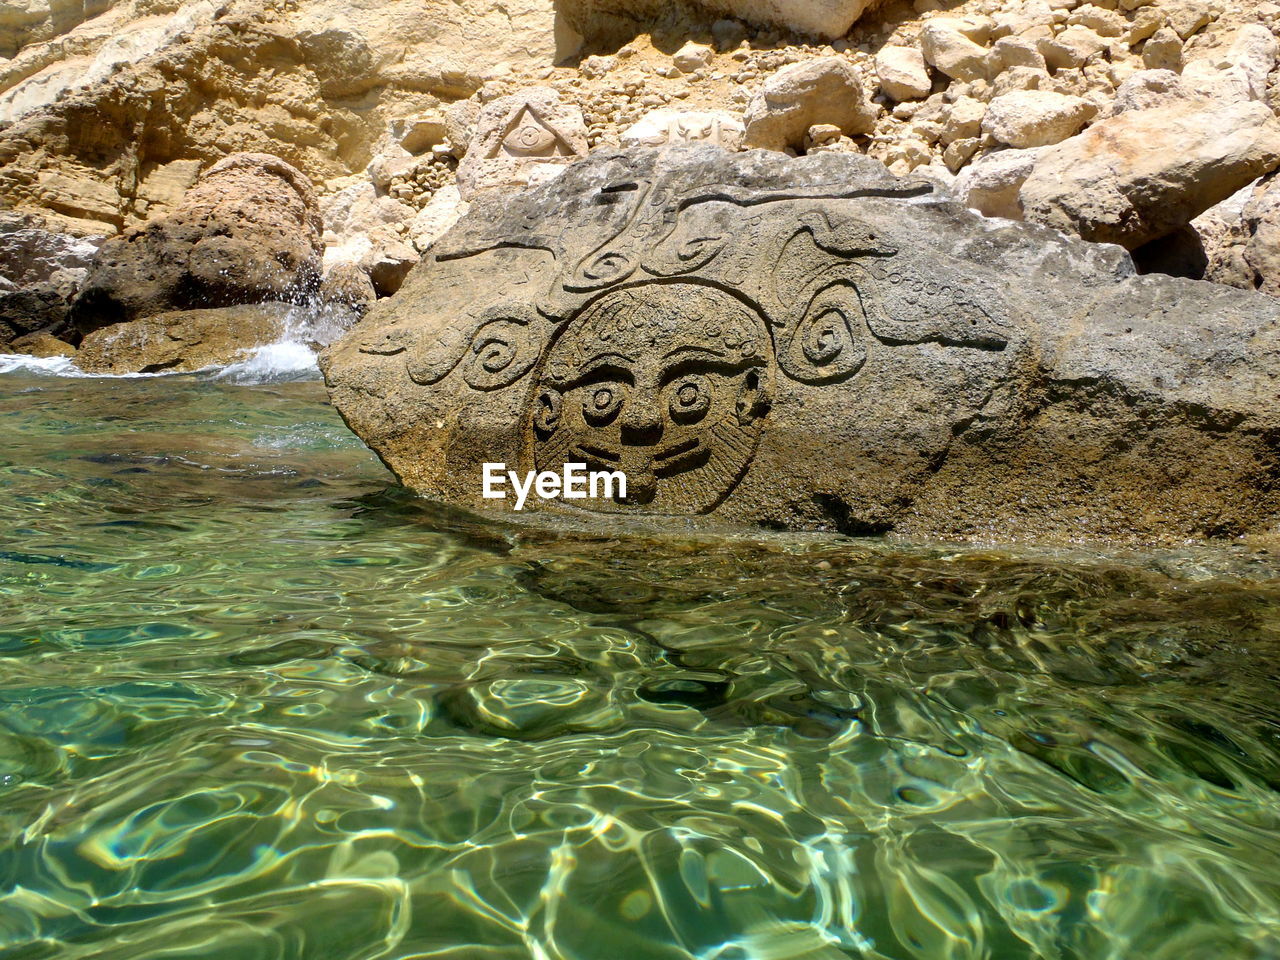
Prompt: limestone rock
<box><xmin>672</xmin><ymin>41</ymin><xmax>713</xmax><ymax>72</ymax></box>
<box><xmin>322</xmin><ymin>145</ymin><xmax>1280</xmax><ymax>546</ymax></box>
<box><xmin>319</xmin><ymin>262</ymin><xmax>377</xmax><ymax>315</ymax></box>
<box><xmin>1111</xmin><ymin>69</ymin><xmax>1192</xmax><ymax>114</ymax></box>
<box><xmin>0</xmin><ymin>213</ymin><xmax>103</xmax><ymax>296</ymax></box>
<box><xmin>920</xmin><ymin>19</ymin><xmax>991</xmax><ymax>82</ymax></box>
<box><xmin>953</xmin><ymin>146</ymin><xmax>1044</xmax><ymax>219</ymax></box>
<box><xmin>9</xmin><ymin>331</ymin><xmax>76</xmax><ymax>358</ymax></box>
<box><xmin>1243</xmin><ymin>176</ymin><xmax>1280</xmax><ymax>298</ymax></box>
<box><xmin>621</xmin><ymin>109</ymin><xmax>745</xmax><ymax>150</ymax></box>
<box><xmin>1038</xmin><ymin>25</ymin><xmax>1108</xmax><ymax>69</ymax></box>
<box><xmin>1019</xmin><ymin>99</ymin><xmax>1280</xmax><ymax>248</ymax></box>
<box><xmin>456</xmin><ymin>87</ymin><xmax>589</xmax><ymax>199</ymax></box>
<box><xmin>1191</xmin><ymin>182</ymin><xmax>1254</xmax><ymax>289</ymax></box>
<box><xmin>0</xmin><ymin>286</ymin><xmax>71</xmax><ymax>349</ymax></box>
<box><xmin>76</xmin><ymin>302</ymin><xmax>295</xmax><ymax>375</ymax></box>
<box><xmin>743</xmin><ymin>58</ymin><xmax>875</xmax><ymax>152</ymax></box>
<box><xmin>72</xmin><ymin>153</ymin><xmax>324</xmax><ymax>333</ymax></box>
<box><xmin>1181</xmin><ymin>24</ymin><xmax>1278</xmax><ymax>105</ymax></box>
<box><xmin>875</xmin><ymin>45</ymin><xmax>932</xmax><ymax>102</ymax></box>
<box><xmin>557</xmin><ymin>0</ymin><xmax>883</xmax><ymax>42</ymax></box>
<box><xmin>982</xmin><ymin>90</ymin><xmax>1097</xmax><ymax>148</ymax></box>
<box><xmin>409</xmin><ymin>185</ymin><xmax>470</xmax><ymax>254</ymax></box>
<box><xmin>1142</xmin><ymin>26</ymin><xmax>1184</xmax><ymax>70</ymax></box>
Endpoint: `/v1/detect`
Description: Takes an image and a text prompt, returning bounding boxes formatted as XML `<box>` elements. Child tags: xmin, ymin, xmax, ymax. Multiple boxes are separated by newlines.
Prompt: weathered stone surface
<box><xmin>319</xmin><ymin>262</ymin><xmax>377</xmax><ymax>315</ymax></box>
<box><xmin>76</xmin><ymin>302</ymin><xmax>295</xmax><ymax>374</ymax></box>
<box><xmin>72</xmin><ymin>153</ymin><xmax>323</xmax><ymax>333</ymax></box>
<box><xmin>743</xmin><ymin>58</ymin><xmax>875</xmax><ymax>152</ymax></box>
<box><xmin>0</xmin><ymin>286</ymin><xmax>71</xmax><ymax>348</ymax></box>
<box><xmin>456</xmin><ymin>87</ymin><xmax>588</xmax><ymax>199</ymax></box>
<box><xmin>409</xmin><ymin>184</ymin><xmax>470</xmax><ymax>254</ymax></box>
<box><xmin>953</xmin><ymin>146</ymin><xmax>1043</xmax><ymax>219</ymax></box>
<box><xmin>322</xmin><ymin>146</ymin><xmax>1280</xmax><ymax>545</ymax></box>
<box><xmin>1019</xmin><ymin>99</ymin><xmax>1280</xmax><ymax>249</ymax></box>
<box><xmin>982</xmin><ymin>90</ymin><xmax>1096</xmax><ymax>148</ymax></box>
<box><xmin>621</xmin><ymin>109</ymin><xmax>745</xmax><ymax>151</ymax></box>
<box><xmin>920</xmin><ymin>19</ymin><xmax>990</xmax><ymax>82</ymax></box>
<box><xmin>1243</xmin><ymin>175</ymin><xmax>1280</xmax><ymax>298</ymax></box>
<box><xmin>9</xmin><ymin>331</ymin><xmax>76</xmax><ymax>358</ymax></box>
<box><xmin>875</xmin><ymin>45</ymin><xmax>932</xmax><ymax>102</ymax></box>
<box><xmin>557</xmin><ymin>0</ymin><xmax>882</xmax><ymax>41</ymax></box>
<box><xmin>0</xmin><ymin>213</ymin><xmax>103</xmax><ymax>293</ymax></box>
<box><xmin>1110</xmin><ymin>69</ymin><xmax>1191</xmax><ymax>114</ymax></box>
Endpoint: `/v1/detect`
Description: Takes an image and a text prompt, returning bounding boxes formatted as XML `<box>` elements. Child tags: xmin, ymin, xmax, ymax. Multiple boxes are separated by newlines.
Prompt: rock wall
<box><xmin>5</xmin><ymin>0</ymin><xmax>1280</xmax><ymax>355</ymax></box>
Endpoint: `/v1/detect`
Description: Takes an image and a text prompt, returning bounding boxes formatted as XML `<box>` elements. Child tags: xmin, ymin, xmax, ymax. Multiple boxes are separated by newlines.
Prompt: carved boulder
<box><xmin>322</xmin><ymin>146</ymin><xmax>1280</xmax><ymax>545</ymax></box>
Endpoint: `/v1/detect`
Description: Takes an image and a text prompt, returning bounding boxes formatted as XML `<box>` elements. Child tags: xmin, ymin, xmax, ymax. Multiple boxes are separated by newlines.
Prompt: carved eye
<box><xmin>534</xmin><ymin>389</ymin><xmax>562</xmax><ymax>434</ymax></box>
<box><xmin>583</xmin><ymin>382</ymin><xmax>624</xmax><ymax>426</ymax></box>
<box><xmin>668</xmin><ymin>375</ymin><xmax>710</xmax><ymax>425</ymax></box>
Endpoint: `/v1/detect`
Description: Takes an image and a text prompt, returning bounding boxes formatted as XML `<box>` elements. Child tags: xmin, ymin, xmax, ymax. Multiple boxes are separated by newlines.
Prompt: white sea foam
<box><xmin>0</xmin><ymin>302</ymin><xmax>349</xmax><ymax>385</ymax></box>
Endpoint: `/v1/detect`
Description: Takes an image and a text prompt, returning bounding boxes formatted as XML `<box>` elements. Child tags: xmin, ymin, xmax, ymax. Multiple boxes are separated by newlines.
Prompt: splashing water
<box><xmin>0</xmin><ymin>370</ymin><xmax>1278</xmax><ymax>960</ymax></box>
<box><xmin>0</xmin><ymin>299</ymin><xmax>356</xmax><ymax>385</ymax></box>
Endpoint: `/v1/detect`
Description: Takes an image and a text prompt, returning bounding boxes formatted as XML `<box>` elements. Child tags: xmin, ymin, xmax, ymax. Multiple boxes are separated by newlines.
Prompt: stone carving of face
<box><xmin>530</xmin><ymin>283</ymin><xmax>773</xmax><ymax>514</ymax></box>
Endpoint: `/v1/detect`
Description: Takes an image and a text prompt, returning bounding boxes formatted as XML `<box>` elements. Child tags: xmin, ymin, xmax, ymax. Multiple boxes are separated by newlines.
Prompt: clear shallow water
<box><xmin>1</xmin><ymin>364</ymin><xmax>1279</xmax><ymax>960</ymax></box>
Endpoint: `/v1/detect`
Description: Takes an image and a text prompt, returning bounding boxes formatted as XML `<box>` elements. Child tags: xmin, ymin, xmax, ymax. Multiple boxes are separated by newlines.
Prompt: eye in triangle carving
<box><xmin>491</xmin><ymin>105</ymin><xmax>578</xmax><ymax>159</ymax></box>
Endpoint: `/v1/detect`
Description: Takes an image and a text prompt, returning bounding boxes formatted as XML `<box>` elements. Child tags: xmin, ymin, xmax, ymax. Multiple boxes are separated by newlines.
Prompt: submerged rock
<box><xmin>72</xmin><ymin>154</ymin><xmax>324</xmax><ymax>334</ymax></box>
<box><xmin>77</xmin><ymin>303</ymin><xmax>295</xmax><ymax>374</ymax></box>
<box><xmin>322</xmin><ymin>146</ymin><xmax>1280</xmax><ymax>545</ymax></box>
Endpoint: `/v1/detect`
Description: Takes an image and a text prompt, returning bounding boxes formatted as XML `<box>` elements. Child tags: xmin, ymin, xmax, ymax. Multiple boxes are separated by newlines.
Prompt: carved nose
<box><xmin>620</xmin><ymin>398</ymin><xmax>663</xmax><ymax>445</ymax></box>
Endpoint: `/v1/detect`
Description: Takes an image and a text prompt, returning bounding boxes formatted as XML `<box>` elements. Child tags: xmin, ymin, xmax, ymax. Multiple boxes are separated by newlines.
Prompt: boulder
<box><xmin>1037</xmin><ymin>25</ymin><xmax>1108</xmax><ymax>69</ymax></box>
<box><xmin>875</xmin><ymin>45</ymin><xmax>933</xmax><ymax>102</ymax></box>
<box><xmin>76</xmin><ymin>303</ymin><xmax>296</xmax><ymax>375</ymax></box>
<box><xmin>556</xmin><ymin>0</ymin><xmax>882</xmax><ymax>42</ymax></box>
<box><xmin>1019</xmin><ymin>99</ymin><xmax>1280</xmax><ymax>248</ymax></box>
<box><xmin>621</xmin><ymin>109</ymin><xmax>746</xmax><ymax>151</ymax></box>
<box><xmin>672</xmin><ymin>41</ymin><xmax>713</xmax><ymax>72</ymax></box>
<box><xmin>72</xmin><ymin>154</ymin><xmax>324</xmax><ymax>334</ymax></box>
<box><xmin>1181</xmin><ymin>24</ymin><xmax>1278</xmax><ymax>104</ymax></box>
<box><xmin>322</xmin><ymin>145</ymin><xmax>1280</xmax><ymax>546</ymax></box>
<box><xmin>1243</xmin><ymin>176</ymin><xmax>1280</xmax><ymax>298</ymax></box>
<box><xmin>409</xmin><ymin>185</ymin><xmax>470</xmax><ymax>253</ymax></box>
<box><xmin>455</xmin><ymin>87</ymin><xmax>589</xmax><ymax>199</ymax></box>
<box><xmin>0</xmin><ymin>287</ymin><xmax>72</xmax><ymax>349</ymax></box>
<box><xmin>319</xmin><ymin>263</ymin><xmax>377</xmax><ymax>315</ymax></box>
<box><xmin>920</xmin><ymin>20</ymin><xmax>991</xmax><ymax>82</ymax></box>
<box><xmin>1111</xmin><ymin>69</ymin><xmax>1193</xmax><ymax>114</ymax></box>
<box><xmin>0</xmin><ymin>213</ymin><xmax>103</xmax><ymax>295</ymax></box>
<box><xmin>982</xmin><ymin>90</ymin><xmax>1097</xmax><ymax>148</ymax></box>
<box><xmin>743</xmin><ymin>58</ymin><xmax>876</xmax><ymax>152</ymax></box>
<box><xmin>952</xmin><ymin>147</ymin><xmax>1044</xmax><ymax>219</ymax></box>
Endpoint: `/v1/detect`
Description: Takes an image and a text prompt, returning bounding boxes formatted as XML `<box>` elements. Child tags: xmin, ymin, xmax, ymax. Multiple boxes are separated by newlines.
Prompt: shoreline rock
<box><xmin>322</xmin><ymin>145</ymin><xmax>1280</xmax><ymax>547</ymax></box>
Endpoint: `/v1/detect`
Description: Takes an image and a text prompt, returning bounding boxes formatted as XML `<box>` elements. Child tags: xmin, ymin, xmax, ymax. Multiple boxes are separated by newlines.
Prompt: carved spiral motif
<box><xmin>780</xmin><ymin>282</ymin><xmax>868</xmax><ymax>385</ymax></box>
<box><xmin>462</xmin><ymin>319</ymin><xmax>541</xmax><ymax>390</ymax></box>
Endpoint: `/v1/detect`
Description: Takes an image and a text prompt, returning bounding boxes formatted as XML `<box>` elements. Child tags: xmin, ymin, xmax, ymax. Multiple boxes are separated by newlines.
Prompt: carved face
<box><xmin>530</xmin><ymin>284</ymin><xmax>772</xmax><ymax>514</ymax></box>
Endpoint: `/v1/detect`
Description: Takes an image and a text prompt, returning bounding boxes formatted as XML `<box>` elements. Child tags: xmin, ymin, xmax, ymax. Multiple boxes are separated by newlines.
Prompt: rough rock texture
<box><xmin>982</xmin><ymin>91</ymin><xmax>1097</xmax><ymax>149</ymax></box>
<box><xmin>0</xmin><ymin>286</ymin><xmax>71</xmax><ymax>348</ymax></box>
<box><xmin>1019</xmin><ymin>100</ymin><xmax>1280</xmax><ymax>249</ymax></box>
<box><xmin>0</xmin><ymin>213</ymin><xmax>103</xmax><ymax>293</ymax></box>
<box><xmin>742</xmin><ymin>57</ymin><xmax>875</xmax><ymax>151</ymax></box>
<box><xmin>875</xmin><ymin>45</ymin><xmax>932</xmax><ymax>102</ymax></box>
<box><xmin>556</xmin><ymin>0</ymin><xmax>884</xmax><ymax>42</ymax></box>
<box><xmin>323</xmin><ymin>146</ymin><xmax>1280</xmax><ymax>546</ymax></box>
<box><xmin>953</xmin><ymin>147</ymin><xmax>1043</xmax><ymax>220</ymax></box>
<box><xmin>76</xmin><ymin>302</ymin><xmax>294</xmax><ymax>373</ymax></box>
<box><xmin>72</xmin><ymin>153</ymin><xmax>323</xmax><ymax>333</ymax></box>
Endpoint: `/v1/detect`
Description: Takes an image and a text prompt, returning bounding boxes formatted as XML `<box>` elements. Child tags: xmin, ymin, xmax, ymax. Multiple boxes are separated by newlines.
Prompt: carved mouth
<box><xmin>572</xmin><ymin>444</ymin><xmax>621</xmax><ymax>467</ymax></box>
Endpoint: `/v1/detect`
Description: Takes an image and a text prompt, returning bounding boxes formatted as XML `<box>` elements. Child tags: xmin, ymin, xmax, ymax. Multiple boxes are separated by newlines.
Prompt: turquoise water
<box><xmin>1</xmin><ymin>363</ymin><xmax>1279</xmax><ymax>959</ymax></box>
